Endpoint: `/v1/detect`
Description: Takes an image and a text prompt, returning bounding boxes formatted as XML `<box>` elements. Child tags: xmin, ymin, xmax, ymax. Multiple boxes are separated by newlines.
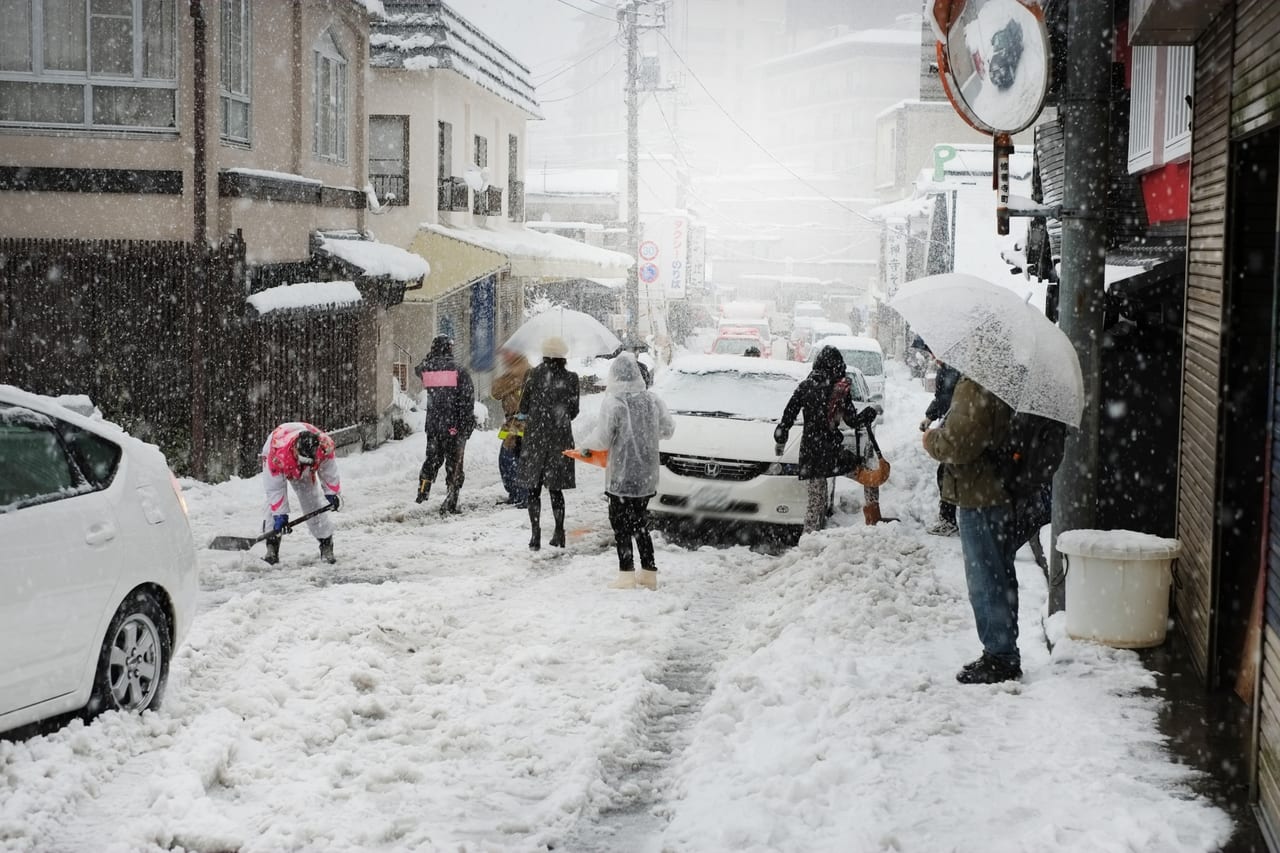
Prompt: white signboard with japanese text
<box><xmin>637</xmin><ymin>215</ymin><xmax>690</xmax><ymax>301</ymax></box>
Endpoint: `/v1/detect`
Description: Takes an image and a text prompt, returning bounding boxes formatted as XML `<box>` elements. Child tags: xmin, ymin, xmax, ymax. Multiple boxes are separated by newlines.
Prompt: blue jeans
<box><xmin>957</xmin><ymin>505</ymin><xmax>1020</xmax><ymax>667</ymax></box>
<box><xmin>499</xmin><ymin>442</ymin><xmax>526</xmax><ymax>503</ymax></box>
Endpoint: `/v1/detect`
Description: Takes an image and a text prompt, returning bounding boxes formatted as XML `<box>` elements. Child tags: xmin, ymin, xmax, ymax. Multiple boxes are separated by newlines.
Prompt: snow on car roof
<box><xmin>667</xmin><ymin>354</ymin><xmax>809</xmax><ymax>380</ymax></box>
<box><xmin>812</xmin><ymin>334</ymin><xmax>883</xmax><ymax>353</ymax></box>
<box><xmin>0</xmin><ymin>385</ymin><xmax>128</xmax><ymax>438</ymax></box>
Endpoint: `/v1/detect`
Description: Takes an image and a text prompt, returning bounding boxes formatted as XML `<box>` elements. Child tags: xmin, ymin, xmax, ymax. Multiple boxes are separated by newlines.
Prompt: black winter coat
<box><xmin>518</xmin><ymin>359</ymin><xmax>580</xmax><ymax>491</ymax></box>
<box><xmin>415</xmin><ymin>353</ymin><xmax>475</xmax><ymax>438</ymax></box>
<box><xmin>777</xmin><ymin>369</ymin><xmax>873</xmax><ymax>481</ymax></box>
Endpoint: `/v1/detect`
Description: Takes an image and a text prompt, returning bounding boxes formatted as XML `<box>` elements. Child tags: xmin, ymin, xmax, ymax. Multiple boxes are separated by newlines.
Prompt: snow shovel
<box><xmin>207</xmin><ymin>504</ymin><xmax>335</xmax><ymax>551</ymax></box>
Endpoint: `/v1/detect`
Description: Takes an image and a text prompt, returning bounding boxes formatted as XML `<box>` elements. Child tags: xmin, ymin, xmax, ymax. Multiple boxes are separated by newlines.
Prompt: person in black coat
<box><xmin>921</xmin><ymin>355</ymin><xmax>962</xmax><ymax>536</ymax></box>
<box><xmin>518</xmin><ymin>336</ymin><xmax>580</xmax><ymax>550</ymax></box>
<box><xmin>773</xmin><ymin>346</ymin><xmax>879</xmax><ymax>532</ymax></box>
<box><xmin>414</xmin><ymin>334</ymin><xmax>475</xmax><ymax>514</ymax></box>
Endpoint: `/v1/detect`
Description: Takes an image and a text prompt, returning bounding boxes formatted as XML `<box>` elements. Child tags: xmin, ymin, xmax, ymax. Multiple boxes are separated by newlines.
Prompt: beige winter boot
<box><xmin>638</xmin><ymin>569</ymin><xmax>658</xmax><ymax>590</ymax></box>
<box><xmin>609</xmin><ymin>570</ymin><xmax>638</xmax><ymax>590</ymax></box>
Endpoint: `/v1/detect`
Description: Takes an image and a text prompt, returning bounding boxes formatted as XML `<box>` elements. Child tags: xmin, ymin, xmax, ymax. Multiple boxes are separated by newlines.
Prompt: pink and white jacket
<box><xmin>260</xmin><ymin>422</ymin><xmax>341</xmax><ymax>515</ymax></box>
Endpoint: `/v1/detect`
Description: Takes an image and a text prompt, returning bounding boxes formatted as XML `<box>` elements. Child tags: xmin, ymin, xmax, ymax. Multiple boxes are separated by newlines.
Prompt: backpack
<box><xmin>989</xmin><ymin>413</ymin><xmax>1067</xmax><ymax>501</ymax></box>
<box><xmin>988</xmin><ymin>413</ymin><xmax>1067</xmax><ymax>542</ymax></box>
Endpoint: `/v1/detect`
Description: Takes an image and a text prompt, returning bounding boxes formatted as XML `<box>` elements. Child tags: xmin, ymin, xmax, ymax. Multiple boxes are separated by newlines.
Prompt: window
<box><xmin>219</xmin><ymin>0</ymin><xmax>251</xmax><ymax>143</ymax></box>
<box><xmin>313</xmin><ymin>29</ymin><xmax>347</xmax><ymax>162</ymax></box>
<box><xmin>474</xmin><ymin>134</ymin><xmax>487</xmax><ymax>168</ymax></box>
<box><xmin>0</xmin><ymin>0</ymin><xmax>178</xmax><ymax>130</ymax></box>
<box><xmin>369</xmin><ymin>115</ymin><xmax>409</xmax><ymax>204</ymax></box>
<box><xmin>0</xmin><ymin>407</ymin><xmax>76</xmax><ymax>511</ymax></box>
<box><xmin>59</xmin><ymin>424</ymin><xmax>120</xmax><ymax>488</ymax></box>
<box><xmin>438</xmin><ymin>120</ymin><xmax>452</xmax><ymax>176</ymax></box>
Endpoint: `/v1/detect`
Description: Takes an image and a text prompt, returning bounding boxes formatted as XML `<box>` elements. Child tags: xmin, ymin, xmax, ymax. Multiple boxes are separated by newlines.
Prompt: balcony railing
<box><xmin>370</xmin><ymin>173</ymin><xmax>407</xmax><ymax>206</ymax></box>
<box><xmin>474</xmin><ymin>185</ymin><xmax>503</xmax><ymax>216</ymax></box>
<box><xmin>437</xmin><ymin>177</ymin><xmax>468</xmax><ymax>212</ymax></box>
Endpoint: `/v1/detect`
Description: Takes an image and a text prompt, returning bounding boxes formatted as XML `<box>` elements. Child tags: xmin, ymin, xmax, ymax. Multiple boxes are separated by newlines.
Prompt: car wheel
<box><xmin>87</xmin><ymin>590</ymin><xmax>172</xmax><ymax>719</ymax></box>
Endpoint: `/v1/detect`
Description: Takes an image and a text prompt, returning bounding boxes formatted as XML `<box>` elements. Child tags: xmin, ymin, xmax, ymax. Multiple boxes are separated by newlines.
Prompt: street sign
<box><xmin>639</xmin><ymin>240</ymin><xmax>659</xmax><ymax>261</ymax></box>
<box><xmin>639</xmin><ymin>263</ymin><xmax>659</xmax><ymax>284</ymax></box>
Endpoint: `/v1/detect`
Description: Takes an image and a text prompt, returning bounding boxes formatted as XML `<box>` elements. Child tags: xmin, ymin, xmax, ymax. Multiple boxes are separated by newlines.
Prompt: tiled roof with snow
<box><xmin>371</xmin><ymin>1</ymin><xmax>540</xmax><ymax>118</ymax></box>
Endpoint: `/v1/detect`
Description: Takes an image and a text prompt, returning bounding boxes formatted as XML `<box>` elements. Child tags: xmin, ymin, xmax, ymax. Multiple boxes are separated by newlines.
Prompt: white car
<box><xmin>809</xmin><ymin>334</ymin><xmax>886</xmax><ymax>405</ymax></box>
<box><xmin>652</xmin><ymin>356</ymin><xmax>811</xmax><ymax>542</ymax></box>
<box><xmin>0</xmin><ymin>386</ymin><xmax>198</xmax><ymax>735</ymax></box>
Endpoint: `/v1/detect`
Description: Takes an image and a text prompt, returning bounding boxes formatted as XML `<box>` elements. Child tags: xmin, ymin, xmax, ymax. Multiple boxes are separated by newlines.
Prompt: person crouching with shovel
<box><xmin>261</xmin><ymin>422</ymin><xmax>341</xmax><ymax>565</ymax></box>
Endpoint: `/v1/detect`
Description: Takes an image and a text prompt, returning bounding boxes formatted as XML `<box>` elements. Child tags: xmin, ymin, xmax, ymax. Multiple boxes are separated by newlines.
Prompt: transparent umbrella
<box><xmin>888</xmin><ymin>273</ymin><xmax>1083</xmax><ymax>427</ymax></box>
<box><xmin>504</xmin><ymin>307</ymin><xmax>621</xmax><ymax>360</ymax></box>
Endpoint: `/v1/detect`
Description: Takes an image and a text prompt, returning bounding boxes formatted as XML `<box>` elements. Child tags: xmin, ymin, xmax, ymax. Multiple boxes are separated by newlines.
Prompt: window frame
<box><xmin>0</xmin><ymin>0</ymin><xmax>180</xmax><ymax>133</ymax></box>
<box><xmin>0</xmin><ymin>405</ymin><xmax>118</xmax><ymax>513</ymax></box>
<box><xmin>219</xmin><ymin>0</ymin><xmax>251</xmax><ymax>145</ymax></box>
<box><xmin>368</xmin><ymin>113</ymin><xmax>409</xmax><ymax>205</ymax></box>
<box><xmin>312</xmin><ymin>28</ymin><xmax>348</xmax><ymax>163</ymax></box>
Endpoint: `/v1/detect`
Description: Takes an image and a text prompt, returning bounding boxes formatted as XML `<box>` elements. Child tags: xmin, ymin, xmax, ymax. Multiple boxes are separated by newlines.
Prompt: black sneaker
<box><xmin>319</xmin><ymin>537</ymin><xmax>336</xmax><ymax>565</ymax></box>
<box><xmin>956</xmin><ymin>655</ymin><xmax>1021</xmax><ymax>684</ymax></box>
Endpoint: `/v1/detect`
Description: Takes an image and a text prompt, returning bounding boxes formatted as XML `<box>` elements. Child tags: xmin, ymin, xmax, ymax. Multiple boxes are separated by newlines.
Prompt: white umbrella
<box><xmin>888</xmin><ymin>273</ymin><xmax>1084</xmax><ymax>427</ymax></box>
<box><xmin>503</xmin><ymin>307</ymin><xmax>621</xmax><ymax>360</ymax></box>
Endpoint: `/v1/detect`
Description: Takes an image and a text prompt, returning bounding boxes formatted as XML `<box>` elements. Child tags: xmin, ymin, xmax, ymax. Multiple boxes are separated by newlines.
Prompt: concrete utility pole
<box><xmin>623</xmin><ymin>0</ymin><xmax>641</xmax><ymax>339</ymax></box>
<box><xmin>1049</xmin><ymin>0</ymin><xmax>1113</xmax><ymax>613</ymax></box>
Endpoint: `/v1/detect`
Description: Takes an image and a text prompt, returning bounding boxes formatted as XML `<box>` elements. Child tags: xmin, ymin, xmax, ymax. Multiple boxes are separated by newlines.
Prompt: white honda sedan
<box><xmin>651</xmin><ymin>356</ymin><xmax>812</xmax><ymax>543</ymax></box>
<box><xmin>0</xmin><ymin>386</ymin><xmax>198</xmax><ymax>736</ymax></box>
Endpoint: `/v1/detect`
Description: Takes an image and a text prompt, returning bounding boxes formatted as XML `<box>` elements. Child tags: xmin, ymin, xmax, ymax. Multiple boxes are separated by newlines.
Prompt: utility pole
<box><xmin>1048</xmin><ymin>1</ymin><xmax>1113</xmax><ymax>613</ymax></box>
<box><xmin>623</xmin><ymin>0</ymin><xmax>640</xmax><ymax>340</ymax></box>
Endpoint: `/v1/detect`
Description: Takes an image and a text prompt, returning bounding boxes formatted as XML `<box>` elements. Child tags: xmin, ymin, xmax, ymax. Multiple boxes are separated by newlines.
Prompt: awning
<box><xmin>407</xmin><ymin>223</ymin><xmax>633</xmax><ymax>301</ymax></box>
<box><xmin>404</xmin><ymin>226</ymin><xmax>508</xmax><ymax>302</ymax></box>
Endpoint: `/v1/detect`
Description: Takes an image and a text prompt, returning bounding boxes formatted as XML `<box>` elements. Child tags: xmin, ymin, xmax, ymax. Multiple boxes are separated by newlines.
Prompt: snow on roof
<box><xmin>761</xmin><ymin>24</ymin><xmax>923</xmax><ymax>70</ymax></box>
<box><xmin>868</xmin><ymin>195</ymin><xmax>934</xmax><ymax>222</ymax></box>
<box><xmin>419</xmin><ymin>223</ymin><xmax>633</xmax><ymax>271</ymax></box>
<box><xmin>317</xmin><ymin>236</ymin><xmax>429</xmax><ymax>282</ymax></box>
<box><xmin>247</xmin><ymin>281</ymin><xmax>363</xmax><ymax>315</ymax></box>
<box><xmin>225</xmin><ymin>167</ymin><xmax>322</xmax><ymax>186</ymax></box>
<box><xmin>740</xmin><ymin>274</ymin><xmax>825</xmax><ymax>285</ymax></box>
<box><xmin>371</xmin><ymin>1</ymin><xmax>540</xmax><ymax>118</ymax></box>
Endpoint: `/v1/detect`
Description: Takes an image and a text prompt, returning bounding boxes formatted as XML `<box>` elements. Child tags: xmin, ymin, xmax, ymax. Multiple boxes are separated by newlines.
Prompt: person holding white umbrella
<box><xmin>893</xmin><ymin>273</ymin><xmax>1083</xmax><ymax>686</ymax></box>
<box><xmin>517</xmin><ymin>337</ymin><xmax>580</xmax><ymax>550</ymax></box>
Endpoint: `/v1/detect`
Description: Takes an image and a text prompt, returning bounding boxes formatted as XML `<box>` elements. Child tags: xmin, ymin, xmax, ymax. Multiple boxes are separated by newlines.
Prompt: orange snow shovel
<box><xmin>563</xmin><ymin>448</ymin><xmax>608</xmax><ymax>468</ymax></box>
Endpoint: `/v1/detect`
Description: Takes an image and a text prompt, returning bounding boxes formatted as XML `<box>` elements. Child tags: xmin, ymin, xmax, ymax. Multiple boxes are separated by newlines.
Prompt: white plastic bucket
<box><xmin>1057</xmin><ymin>529</ymin><xmax>1180</xmax><ymax>649</ymax></box>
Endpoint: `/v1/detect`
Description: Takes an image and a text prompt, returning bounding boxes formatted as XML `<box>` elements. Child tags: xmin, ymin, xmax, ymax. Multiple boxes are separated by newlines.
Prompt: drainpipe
<box><xmin>188</xmin><ymin>0</ymin><xmax>208</xmax><ymax>476</ymax></box>
<box><xmin>1048</xmin><ymin>0</ymin><xmax>1113</xmax><ymax>613</ymax></box>
<box><xmin>190</xmin><ymin>0</ymin><xmax>207</xmax><ymax>246</ymax></box>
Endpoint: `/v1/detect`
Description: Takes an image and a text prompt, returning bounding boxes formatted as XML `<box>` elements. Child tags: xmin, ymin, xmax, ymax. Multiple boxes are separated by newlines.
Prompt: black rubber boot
<box><xmin>264</xmin><ymin>536</ymin><xmax>281</xmax><ymax>565</ymax></box>
<box><xmin>416</xmin><ymin>477</ymin><xmax>431</xmax><ymax>504</ymax></box>
<box><xmin>549</xmin><ymin>492</ymin><xmax>566</xmax><ymax>547</ymax></box>
<box><xmin>528</xmin><ymin>500</ymin><xmax>541</xmax><ymax>551</ymax></box>
<box><xmin>319</xmin><ymin>537</ymin><xmax>335</xmax><ymax>564</ymax></box>
<box><xmin>440</xmin><ymin>488</ymin><xmax>461</xmax><ymax>515</ymax></box>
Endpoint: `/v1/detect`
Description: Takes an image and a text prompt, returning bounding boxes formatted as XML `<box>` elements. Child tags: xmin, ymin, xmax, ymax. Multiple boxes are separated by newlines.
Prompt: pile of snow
<box><xmin>317</xmin><ymin>236</ymin><xmax>429</xmax><ymax>282</ymax></box>
<box><xmin>246</xmin><ymin>281</ymin><xmax>362</xmax><ymax>315</ymax></box>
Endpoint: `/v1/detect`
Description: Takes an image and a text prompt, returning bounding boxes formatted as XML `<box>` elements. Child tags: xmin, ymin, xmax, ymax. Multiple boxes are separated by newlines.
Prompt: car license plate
<box><xmin>691</xmin><ymin>485</ymin><xmax>732</xmax><ymax>511</ymax></box>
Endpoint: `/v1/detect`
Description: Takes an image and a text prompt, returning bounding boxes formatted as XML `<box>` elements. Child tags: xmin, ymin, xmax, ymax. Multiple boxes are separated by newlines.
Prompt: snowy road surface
<box><xmin>0</xmin><ymin>365</ymin><xmax>1235</xmax><ymax>852</ymax></box>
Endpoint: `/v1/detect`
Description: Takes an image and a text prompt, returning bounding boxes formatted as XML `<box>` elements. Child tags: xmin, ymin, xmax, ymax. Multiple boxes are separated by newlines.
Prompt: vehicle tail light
<box><xmin>169</xmin><ymin>470</ymin><xmax>189</xmax><ymax>517</ymax></box>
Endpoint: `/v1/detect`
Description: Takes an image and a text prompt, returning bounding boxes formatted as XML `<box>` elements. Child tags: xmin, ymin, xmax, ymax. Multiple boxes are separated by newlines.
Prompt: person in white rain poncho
<box><xmin>578</xmin><ymin>352</ymin><xmax>674</xmax><ymax>590</ymax></box>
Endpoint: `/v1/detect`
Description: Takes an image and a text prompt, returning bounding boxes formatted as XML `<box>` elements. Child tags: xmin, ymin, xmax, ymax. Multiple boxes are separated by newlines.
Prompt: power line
<box><xmin>539</xmin><ymin>55</ymin><xmax>623</xmax><ymax>103</ymax></box>
<box><xmin>547</xmin><ymin>0</ymin><xmax>618</xmax><ymax>23</ymax></box>
<box><xmin>535</xmin><ymin>36</ymin><xmax>619</xmax><ymax>86</ymax></box>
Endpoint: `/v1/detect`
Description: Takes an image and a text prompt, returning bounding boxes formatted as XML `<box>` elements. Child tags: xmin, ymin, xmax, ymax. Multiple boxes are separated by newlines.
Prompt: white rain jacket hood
<box><xmin>582</xmin><ymin>353</ymin><xmax>674</xmax><ymax>497</ymax></box>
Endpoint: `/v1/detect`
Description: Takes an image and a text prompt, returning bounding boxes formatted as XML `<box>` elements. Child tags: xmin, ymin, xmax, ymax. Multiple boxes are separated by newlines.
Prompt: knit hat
<box><xmin>542</xmin><ymin>336</ymin><xmax>569</xmax><ymax>358</ymax></box>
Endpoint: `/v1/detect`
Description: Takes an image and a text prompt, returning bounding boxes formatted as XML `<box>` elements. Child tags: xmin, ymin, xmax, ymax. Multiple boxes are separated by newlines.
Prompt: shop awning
<box><xmin>406</xmin><ymin>223</ymin><xmax>633</xmax><ymax>301</ymax></box>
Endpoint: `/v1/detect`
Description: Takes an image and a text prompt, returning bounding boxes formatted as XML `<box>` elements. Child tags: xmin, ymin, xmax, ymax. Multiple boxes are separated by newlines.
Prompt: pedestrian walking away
<box><xmin>518</xmin><ymin>336</ymin><xmax>580</xmax><ymax>550</ymax></box>
<box><xmin>414</xmin><ymin>334</ymin><xmax>475</xmax><ymax>515</ymax></box>
<box><xmin>578</xmin><ymin>352</ymin><xmax>675</xmax><ymax>590</ymax></box>
<box><xmin>491</xmin><ymin>347</ymin><xmax>531</xmax><ymax>508</ymax></box>
<box><xmin>260</xmin><ymin>422</ymin><xmax>342</xmax><ymax>565</ymax></box>
<box><xmin>921</xmin><ymin>350</ymin><xmax>961</xmax><ymax>536</ymax></box>
<box><xmin>922</xmin><ymin>376</ymin><xmax>1021</xmax><ymax>684</ymax></box>
<box><xmin>773</xmin><ymin>345</ymin><xmax>885</xmax><ymax>533</ymax></box>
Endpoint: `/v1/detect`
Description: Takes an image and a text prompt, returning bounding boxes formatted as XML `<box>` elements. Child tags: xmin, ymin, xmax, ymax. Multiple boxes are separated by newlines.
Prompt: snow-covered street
<box><xmin>0</xmin><ymin>367</ymin><xmax>1236</xmax><ymax>852</ymax></box>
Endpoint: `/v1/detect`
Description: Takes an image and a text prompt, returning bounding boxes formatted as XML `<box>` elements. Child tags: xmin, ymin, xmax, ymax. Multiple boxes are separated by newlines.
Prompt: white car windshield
<box><xmin>811</xmin><ymin>347</ymin><xmax>883</xmax><ymax>377</ymax></box>
<box><xmin>712</xmin><ymin>338</ymin><xmax>762</xmax><ymax>356</ymax></box>
<box><xmin>658</xmin><ymin>367</ymin><xmax>799</xmax><ymax>422</ymax></box>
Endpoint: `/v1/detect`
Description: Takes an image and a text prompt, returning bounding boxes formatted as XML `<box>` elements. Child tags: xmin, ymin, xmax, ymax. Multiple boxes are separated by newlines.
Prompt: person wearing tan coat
<box><xmin>491</xmin><ymin>348</ymin><xmax>531</xmax><ymax>507</ymax></box>
<box><xmin>923</xmin><ymin>376</ymin><xmax>1022</xmax><ymax>685</ymax></box>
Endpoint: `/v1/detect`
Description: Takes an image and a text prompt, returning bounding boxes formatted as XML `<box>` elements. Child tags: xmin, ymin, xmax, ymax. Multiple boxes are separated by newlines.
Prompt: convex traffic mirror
<box><xmin>929</xmin><ymin>0</ymin><xmax>1051</xmax><ymax>135</ymax></box>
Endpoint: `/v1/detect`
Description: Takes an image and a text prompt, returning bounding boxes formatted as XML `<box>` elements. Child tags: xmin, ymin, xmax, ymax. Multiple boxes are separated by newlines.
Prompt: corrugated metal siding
<box><xmin>1232</xmin><ymin>0</ymin><xmax>1280</xmax><ymax>136</ymax></box>
<box><xmin>1176</xmin><ymin>7</ymin><xmax>1233</xmax><ymax>681</ymax></box>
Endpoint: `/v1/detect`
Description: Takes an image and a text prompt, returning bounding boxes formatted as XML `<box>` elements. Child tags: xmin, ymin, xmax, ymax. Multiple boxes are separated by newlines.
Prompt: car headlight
<box><xmin>765</xmin><ymin>462</ymin><xmax>800</xmax><ymax>476</ymax></box>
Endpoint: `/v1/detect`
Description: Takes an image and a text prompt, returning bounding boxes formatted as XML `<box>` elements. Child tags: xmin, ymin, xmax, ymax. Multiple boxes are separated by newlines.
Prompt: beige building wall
<box><xmin>367</xmin><ymin>68</ymin><xmax>531</xmax><ymax>250</ymax></box>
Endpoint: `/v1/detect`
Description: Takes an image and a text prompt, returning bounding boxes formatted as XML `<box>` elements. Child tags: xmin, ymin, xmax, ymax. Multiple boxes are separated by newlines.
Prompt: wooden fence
<box><xmin>0</xmin><ymin>233</ymin><xmax>372</xmax><ymax>479</ymax></box>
